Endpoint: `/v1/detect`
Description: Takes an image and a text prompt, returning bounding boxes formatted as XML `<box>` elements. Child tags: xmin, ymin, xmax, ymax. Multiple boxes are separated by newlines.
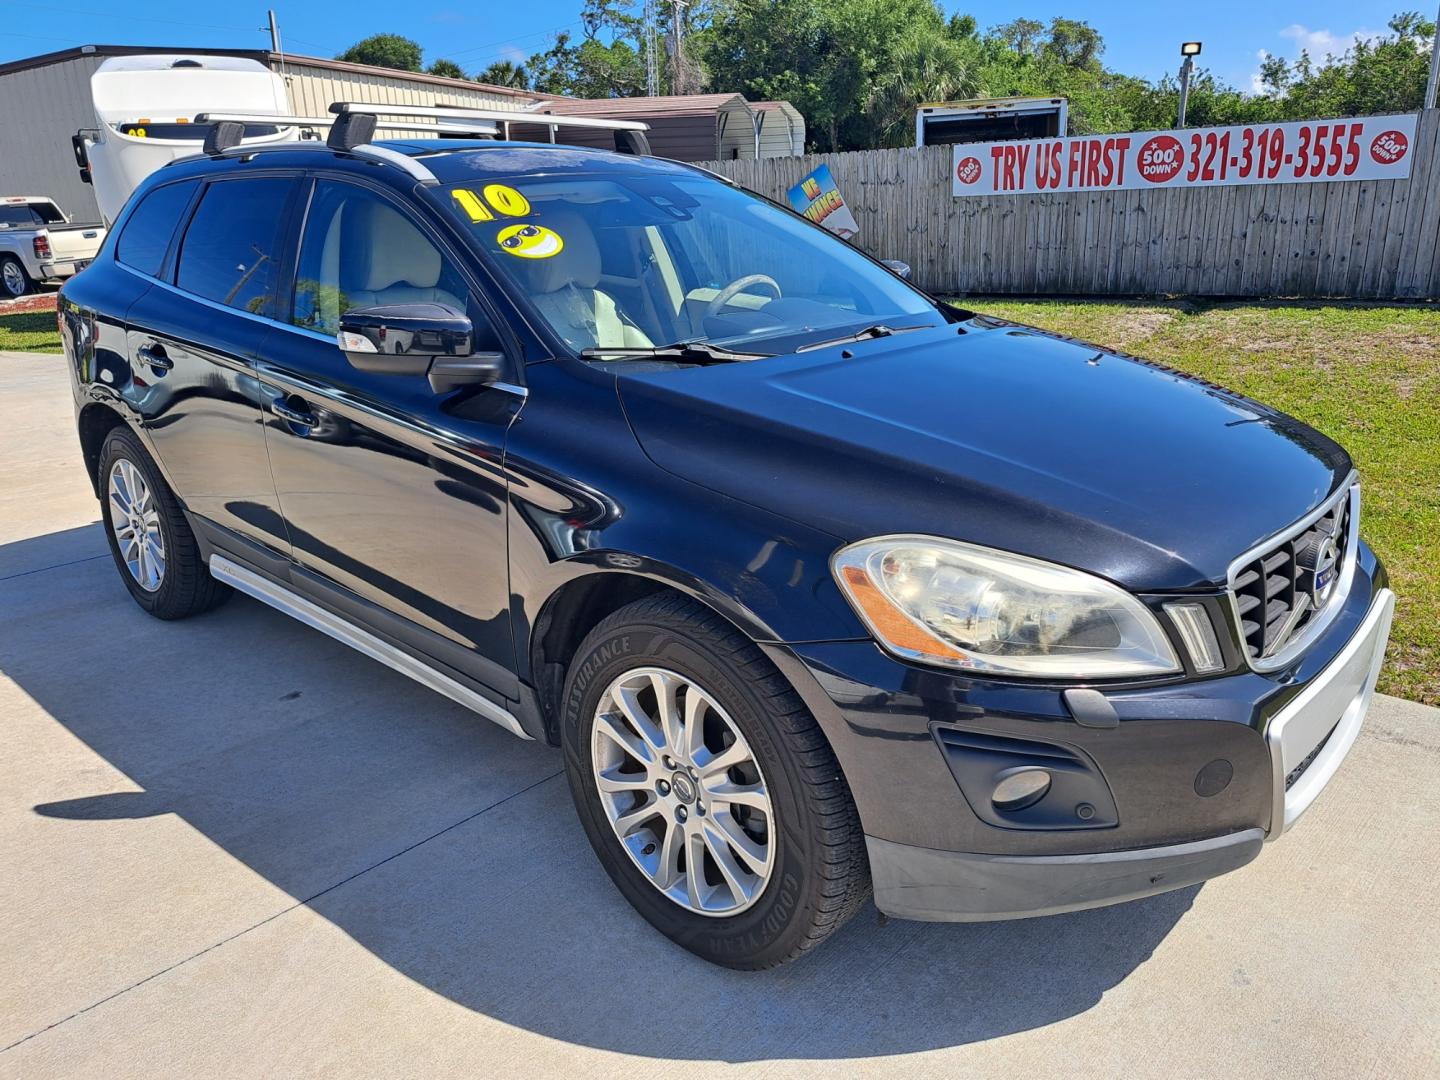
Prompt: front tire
<box><xmin>98</xmin><ymin>426</ymin><xmax>230</xmax><ymax>619</ymax></box>
<box><xmin>561</xmin><ymin>593</ymin><xmax>870</xmax><ymax>969</ymax></box>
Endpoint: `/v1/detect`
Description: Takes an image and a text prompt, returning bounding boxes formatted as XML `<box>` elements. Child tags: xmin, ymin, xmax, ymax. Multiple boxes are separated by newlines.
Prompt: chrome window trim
<box><xmin>1226</xmin><ymin>473</ymin><xmax>1360</xmax><ymax>672</ymax></box>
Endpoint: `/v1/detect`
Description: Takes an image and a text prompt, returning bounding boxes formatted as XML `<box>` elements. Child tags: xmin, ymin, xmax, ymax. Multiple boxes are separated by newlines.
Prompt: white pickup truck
<box><xmin>0</xmin><ymin>196</ymin><xmax>106</xmax><ymax>298</ymax></box>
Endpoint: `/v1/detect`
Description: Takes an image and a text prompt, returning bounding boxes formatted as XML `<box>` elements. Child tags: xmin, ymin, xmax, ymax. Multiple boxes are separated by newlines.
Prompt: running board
<box><xmin>209</xmin><ymin>555</ymin><xmax>531</xmax><ymax>740</ymax></box>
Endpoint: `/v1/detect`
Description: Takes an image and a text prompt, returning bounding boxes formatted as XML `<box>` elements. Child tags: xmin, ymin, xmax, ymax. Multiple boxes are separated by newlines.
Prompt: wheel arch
<box><xmin>77</xmin><ymin>400</ymin><xmax>130</xmax><ymax>497</ymax></box>
<box><xmin>527</xmin><ymin>558</ymin><xmax>787</xmax><ymax>746</ymax></box>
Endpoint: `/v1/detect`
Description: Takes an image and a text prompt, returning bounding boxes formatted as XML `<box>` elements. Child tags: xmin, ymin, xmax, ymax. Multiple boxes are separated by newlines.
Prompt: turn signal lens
<box><xmin>1164</xmin><ymin>602</ymin><xmax>1225</xmax><ymax>673</ymax></box>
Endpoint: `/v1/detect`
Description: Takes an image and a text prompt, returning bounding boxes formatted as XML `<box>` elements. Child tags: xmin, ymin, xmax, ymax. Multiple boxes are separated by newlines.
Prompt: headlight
<box><xmin>832</xmin><ymin>536</ymin><xmax>1180</xmax><ymax>678</ymax></box>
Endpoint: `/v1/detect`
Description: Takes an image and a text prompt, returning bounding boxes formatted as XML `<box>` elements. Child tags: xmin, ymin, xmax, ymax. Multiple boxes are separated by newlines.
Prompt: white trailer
<box><xmin>915</xmin><ymin>97</ymin><xmax>1069</xmax><ymax>147</ymax></box>
<box><xmin>76</xmin><ymin>55</ymin><xmax>299</xmax><ymax>225</ymax></box>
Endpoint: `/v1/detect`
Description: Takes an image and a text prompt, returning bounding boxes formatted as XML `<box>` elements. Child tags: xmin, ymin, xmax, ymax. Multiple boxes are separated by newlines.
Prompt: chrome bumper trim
<box><xmin>1264</xmin><ymin>587</ymin><xmax>1393</xmax><ymax>838</ymax></box>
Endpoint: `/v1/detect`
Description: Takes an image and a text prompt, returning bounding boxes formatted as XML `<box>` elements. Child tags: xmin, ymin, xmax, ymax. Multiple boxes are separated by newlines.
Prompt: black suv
<box><xmin>60</xmin><ymin>134</ymin><xmax>1393</xmax><ymax>969</ymax></box>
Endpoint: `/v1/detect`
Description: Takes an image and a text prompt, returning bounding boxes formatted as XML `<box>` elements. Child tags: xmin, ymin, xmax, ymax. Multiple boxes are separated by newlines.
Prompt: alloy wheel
<box><xmin>108</xmin><ymin>458</ymin><xmax>166</xmax><ymax>592</ymax></box>
<box><xmin>1</xmin><ymin>260</ymin><xmax>26</xmax><ymax>297</ymax></box>
<box><xmin>590</xmin><ymin>666</ymin><xmax>776</xmax><ymax>916</ymax></box>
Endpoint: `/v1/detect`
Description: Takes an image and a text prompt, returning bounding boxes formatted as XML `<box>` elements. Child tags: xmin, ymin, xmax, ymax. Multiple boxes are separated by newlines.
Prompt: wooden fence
<box><xmin>697</xmin><ymin>109</ymin><xmax>1440</xmax><ymax>299</ymax></box>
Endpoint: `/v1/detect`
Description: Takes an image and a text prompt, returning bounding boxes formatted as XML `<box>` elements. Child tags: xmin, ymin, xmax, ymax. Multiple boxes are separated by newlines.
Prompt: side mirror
<box><xmin>338</xmin><ymin>303</ymin><xmax>505</xmax><ymax>392</ymax></box>
<box><xmin>880</xmin><ymin>259</ymin><xmax>912</xmax><ymax>281</ymax></box>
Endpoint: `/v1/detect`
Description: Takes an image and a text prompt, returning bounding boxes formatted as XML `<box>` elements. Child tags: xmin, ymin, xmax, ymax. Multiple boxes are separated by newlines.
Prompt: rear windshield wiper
<box><xmin>796</xmin><ymin>323</ymin><xmax>933</xmax><ymax>352</ymax></box>
<box><xmin>579</xmin><ymin>340</ymin><xmax>772</xmax><ymax>364</ymax></box>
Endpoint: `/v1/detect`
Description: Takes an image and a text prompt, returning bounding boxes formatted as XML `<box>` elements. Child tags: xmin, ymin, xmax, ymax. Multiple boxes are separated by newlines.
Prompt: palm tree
<box><xmin>477</xmin><ymin>60</ymin><xmax>530</xmax><ymax>90</ymax></box>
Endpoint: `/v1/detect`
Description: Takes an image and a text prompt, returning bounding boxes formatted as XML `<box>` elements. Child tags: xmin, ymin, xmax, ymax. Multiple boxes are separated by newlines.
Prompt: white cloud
<box><xmin>1277</xmin><ymin>23</ymin><xmax>1381</xmax><ymax>59</ymax></box>
<box><xmin>1248</xmin><ymin>24</ymin><xmax>1381</xmax><ymax>94</ymax></box>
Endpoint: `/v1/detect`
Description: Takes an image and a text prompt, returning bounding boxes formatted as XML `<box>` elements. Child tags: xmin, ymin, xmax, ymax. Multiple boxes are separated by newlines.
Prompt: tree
<box><xmin>1261</xmin><ymin>12</ymin><xmax>1436</xmax><ymax>119</ymax></box>
<box><xmin>427</xmin><ymin>59</ymin><xmax>466</xmax><ymax>80</ymax></box>
<box><xmin>992</xmin><ymin>18</ymin><xmax>1044</xmax><ymax>57</ymax></box>
<box><xmin>336</xmin><ymin>34</ymin><xmax>424</xmax><ymax>73</ymax></box>
<box><xmin>477</xmin><ymin>60</ymin><xmax>530</xmax><ymax>89</ymax></box>
<box><xmin>702</xmin><ymin>0</ymin><xmax>978</xmax><ymax>150</ymax></box>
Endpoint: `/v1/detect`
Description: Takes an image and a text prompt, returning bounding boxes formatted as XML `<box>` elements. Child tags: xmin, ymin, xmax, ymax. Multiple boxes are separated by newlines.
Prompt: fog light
<box><xmin>992</xmin><ymin>768</ymin><xmax>1051</xmax><ymax>812</ymax></box>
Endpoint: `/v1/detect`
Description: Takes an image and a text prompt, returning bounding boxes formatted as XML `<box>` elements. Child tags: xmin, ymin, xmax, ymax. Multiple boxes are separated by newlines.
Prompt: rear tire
<box><xmin>561</xmin><ymin>593</ymin><xmax>870</xmax><ymax>969</ymax></box>
<box><xmin>98</xmin><ymin>426</ymin><xmax>230</xmax><ymax>619</ymax></box>
<box><xmin>1</xmin><ymin>255</ymin><xmax>32</xmax><ymax>298</ymax></box>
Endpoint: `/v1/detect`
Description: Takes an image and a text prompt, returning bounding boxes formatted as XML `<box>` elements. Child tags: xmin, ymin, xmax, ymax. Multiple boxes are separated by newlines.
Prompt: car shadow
<box><xmin>5</xmin><ymin>524</ymin><xmax>1196</xmax><ymax>1062</ymax></box>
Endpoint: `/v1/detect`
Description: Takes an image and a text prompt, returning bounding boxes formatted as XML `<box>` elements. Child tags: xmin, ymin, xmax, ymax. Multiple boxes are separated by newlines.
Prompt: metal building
<box><xmin>0</xmin><ymin>45</ymin><xmax>535</xmax><ymax>223</ymax></box>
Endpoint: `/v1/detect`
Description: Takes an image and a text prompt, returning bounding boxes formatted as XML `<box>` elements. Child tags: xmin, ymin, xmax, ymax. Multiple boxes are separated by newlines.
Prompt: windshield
<box><xmin>442</xmin><ymin>172</ymin><xmax>940</xmax><ymax>357</ymax></box>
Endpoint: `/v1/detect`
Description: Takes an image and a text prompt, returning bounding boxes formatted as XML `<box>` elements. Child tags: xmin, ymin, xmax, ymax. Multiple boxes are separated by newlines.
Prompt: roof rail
<box><xmin>329</xmin><ymin>101</ymin><xmax>650</xmax><ymax>134</ymax></box>
<box><xmin>193</xmin><ymin>112</ymin><xmax>499</xmax><ymax>137</ymax></box>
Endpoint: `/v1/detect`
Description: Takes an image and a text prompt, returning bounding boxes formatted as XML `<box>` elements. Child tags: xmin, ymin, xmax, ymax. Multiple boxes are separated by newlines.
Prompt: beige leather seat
<box><xmin>515</xmin><ymin>211</ymin><xmax>653</xmax><ymax>351</ymax></box>
<box><xmin>334</xmin><ymin>198</ymin><xmax>465</xmax><ymax>311</ymax></box>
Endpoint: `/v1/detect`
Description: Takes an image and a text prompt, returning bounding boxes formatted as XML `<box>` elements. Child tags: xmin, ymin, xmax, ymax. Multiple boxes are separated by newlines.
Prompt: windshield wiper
<box><xmin>796</xmin><ymin>323</ymin><xmax>933</xmax><ymax>352</ymax></box>
<box><xmin>579</xmin><ymin>340</ymin><xmax>772</xmax><ymax>364</ymax></box>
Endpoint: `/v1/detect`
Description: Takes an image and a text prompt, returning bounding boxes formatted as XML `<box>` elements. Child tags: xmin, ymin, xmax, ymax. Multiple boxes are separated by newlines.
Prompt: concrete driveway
<box><xmin>2</xmin><ymin>349</ymin><xmax>1438</xmax><ymax>1078</ymax></box>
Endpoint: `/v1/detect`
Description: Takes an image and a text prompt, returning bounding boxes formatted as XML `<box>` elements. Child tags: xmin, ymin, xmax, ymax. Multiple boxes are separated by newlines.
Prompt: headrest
<box><xmin>345</xmin><ymin>199</ymin><xmax>442</xmax><ymax>291</ymax></box>
<box><xmin>515</xmin><ymin>209</ymin><xmax>601</xmax><ymax>294</ymax></box>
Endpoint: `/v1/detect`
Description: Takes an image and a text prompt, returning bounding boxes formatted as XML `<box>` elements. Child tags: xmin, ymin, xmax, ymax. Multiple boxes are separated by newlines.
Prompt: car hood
<box><xmin>616</xmin><ymin>318</ymin><xmax>1352</xmax><ymax>591</ymax></box>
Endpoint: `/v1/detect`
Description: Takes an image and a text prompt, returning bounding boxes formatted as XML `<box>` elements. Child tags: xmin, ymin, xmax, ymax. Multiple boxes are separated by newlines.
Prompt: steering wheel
<box><xmin>704</xmin><ymin>274</ymin><xmax>782</xmax><ymax>320</ymax></box>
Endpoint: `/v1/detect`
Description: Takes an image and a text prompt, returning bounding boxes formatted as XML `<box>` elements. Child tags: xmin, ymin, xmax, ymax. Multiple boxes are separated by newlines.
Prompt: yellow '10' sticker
<box><xmin>452</xmin><ymin>184</ymin><xmax>531</xmax><ymax>222</ymax></box>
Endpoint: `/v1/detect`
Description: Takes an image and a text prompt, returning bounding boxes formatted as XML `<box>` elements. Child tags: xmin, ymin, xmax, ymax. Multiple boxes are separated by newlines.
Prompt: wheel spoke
<box><xmin>612</xmin><ymin>796</ymin><xmax>661</xmax><ymax>838</ymax></box>
<box><xmin>614</xmin><ymin>684</ymin><xmax>666</xmax><ymax>754</ymax></box>
<box><xmin>594</xmin><ymin>768</ymin><xmax>651</xmax><ymax>794</ymax></box>
<box><xmin>682</xmin><ymin>687</ymin><xmax>707</xmax><ymax>762</ymax></box>
<box><xmin>708</xmin><ymin>812</ymin><xmax>769</xmax><ymax>875</ymax></box>
<box><xmin>595</xmin><ymin>711</ymin><xmax>653</xmax><ymax>768</ymax></box>
<box><xmin>684</xmin><ymin>828</ymin><xmax>708</xmax><ymax>910</ymax></box>
<box><xmin>695</xmin><ymin>739</ymin><xmax>749</xmax><ymax>779</ymax></box>
<box><xmin>650</xmin><ymin>671</ymin><xmax>683</xmax><ymax>753</ymax></box>
<box><xmin>702</xmin><ymin>780</ymin><xmax>769</xmax><ymax>812</ymax></box>
<box><xmin>109</xmin><ymin>489</ymin><xmax>131</xmax><ymax>520</ymax></box>
<box><xmin>701</xmin><ymin>820</ymin><xmax>752</xmax><ymax>905</ymax></box>
<box><xmin>654</xmin><ymin>820</ymin><xmax>683</xmax><ymax>890</ymax></box>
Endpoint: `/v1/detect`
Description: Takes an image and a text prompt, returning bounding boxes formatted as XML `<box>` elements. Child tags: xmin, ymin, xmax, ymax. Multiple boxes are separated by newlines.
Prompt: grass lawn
<box><xmin>961</xmin><ymin>298</ymin><xmax>1439</xmax><ymax>705</ymax></box>
<box><xmin>0</xmin><ymin>309</ymin><xmax>61</xmax><ymax>353</ymax></box>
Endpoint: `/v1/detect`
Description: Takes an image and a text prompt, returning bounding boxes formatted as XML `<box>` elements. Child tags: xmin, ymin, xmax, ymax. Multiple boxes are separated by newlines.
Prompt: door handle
<box><xmin>271</xmin><ymin>396</ymin><xmax>318</xmax><ymax>428</ymax></box>
<box><xmin>136</xmin><ymin>343</ymin><xmax>173</xmax><ymax>371</ymax></box>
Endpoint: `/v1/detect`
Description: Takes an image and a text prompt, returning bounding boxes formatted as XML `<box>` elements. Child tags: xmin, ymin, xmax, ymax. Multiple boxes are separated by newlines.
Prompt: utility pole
<box><xmin>1425</xmin><ymin>2</ymin><xmax>1440</xmax><ymax>109</ymax></box>
<box><xmin>670</xmin><ymin>0</ymin><xmax>688</xmax><ymax>95</ymax></box>
<box><xmin>267</xmin><ymin>9</ymin><xmax>281</xmax><ymax>53</ymax></box>
<box><xmin>1176</xmin><ymin>41</ymin><xmax>1202</xmax><ymax>128</ymax></box>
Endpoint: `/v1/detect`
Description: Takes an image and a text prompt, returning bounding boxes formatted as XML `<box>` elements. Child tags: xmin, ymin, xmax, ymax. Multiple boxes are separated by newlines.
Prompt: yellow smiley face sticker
<box><xmin>497</xmin><ymin>223</ymin><xmax>564</xmax><ymax>259</ymax></box>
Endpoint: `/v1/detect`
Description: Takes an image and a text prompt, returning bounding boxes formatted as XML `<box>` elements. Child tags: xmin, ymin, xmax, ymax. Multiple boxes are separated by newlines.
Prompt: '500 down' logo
<box><xmin>1138</xmin><ymin>135</ymin><xmax>1185</xmax><ymax>183</ymax></box>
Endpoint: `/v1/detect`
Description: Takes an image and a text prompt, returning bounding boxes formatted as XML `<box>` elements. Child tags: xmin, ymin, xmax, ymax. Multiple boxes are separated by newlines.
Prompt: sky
<box><xmin>0</xmin><ymin>0</ymin><xmax>1419</xmax><ymax>93</ymax></box>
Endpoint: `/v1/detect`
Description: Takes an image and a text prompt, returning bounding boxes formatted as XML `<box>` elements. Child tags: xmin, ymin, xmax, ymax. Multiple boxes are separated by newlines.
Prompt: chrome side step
<box><xmin>209</xmin><ymin>554</ymin><xmax>531</xmax><ymax>740</ymax></box>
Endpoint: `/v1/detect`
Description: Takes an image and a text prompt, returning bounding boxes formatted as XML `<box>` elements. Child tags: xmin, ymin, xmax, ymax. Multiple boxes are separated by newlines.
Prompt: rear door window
<box><xmin>175</xmin><ymin>178</ymin><xmax>293</xmax><ymax>316</ymax></box>
<box><xmin>115</xmin><ymin>180</ymin><xmax>198</xmax><ymax>277</ymax></box>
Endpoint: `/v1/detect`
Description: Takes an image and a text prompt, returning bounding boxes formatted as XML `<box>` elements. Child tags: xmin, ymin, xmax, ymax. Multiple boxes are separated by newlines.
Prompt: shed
<box><xmin>514</xmin><ymin>94</ymin><xmax>804</xmax><ymax>161</ymax></box>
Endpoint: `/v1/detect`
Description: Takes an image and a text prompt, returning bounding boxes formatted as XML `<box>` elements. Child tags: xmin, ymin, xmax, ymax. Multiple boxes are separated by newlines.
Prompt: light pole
<box><xmin>1177</xmin><ymin>41</ymin><xmax>1203</xmax><ymax>128</ymax></box>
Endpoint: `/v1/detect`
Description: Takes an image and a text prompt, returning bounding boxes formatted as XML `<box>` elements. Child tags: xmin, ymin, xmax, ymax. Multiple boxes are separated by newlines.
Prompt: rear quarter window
<box><xmin>116</xmin><ymin>180</ymin><xmax>199</xmax><ymax>278</ymax></box>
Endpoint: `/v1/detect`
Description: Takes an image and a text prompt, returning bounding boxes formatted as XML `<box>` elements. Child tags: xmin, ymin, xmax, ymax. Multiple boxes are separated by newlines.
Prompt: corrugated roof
<box><xmin>532</xmin><ymin>94</ymin><xmax>750</xmax><ymax>118</ymax></box>
<box><xmin>0</xmin><ymin>44</ymin><xmax>534</xmax><ymax>99</ymax></box>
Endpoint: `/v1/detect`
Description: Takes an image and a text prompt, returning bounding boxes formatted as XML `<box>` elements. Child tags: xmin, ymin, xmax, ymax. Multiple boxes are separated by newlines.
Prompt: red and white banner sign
<box><xmin>952</xmin><ymin>113</ymin><xmax>1419</xmax><ymax>197</ymax></box>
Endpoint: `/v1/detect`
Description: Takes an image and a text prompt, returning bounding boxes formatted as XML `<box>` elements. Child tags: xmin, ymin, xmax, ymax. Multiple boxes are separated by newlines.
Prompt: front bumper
<box><xmin>764</xmin><ymin>545</ymin><xmax>1392</xmax><ymax>922</ymax></box>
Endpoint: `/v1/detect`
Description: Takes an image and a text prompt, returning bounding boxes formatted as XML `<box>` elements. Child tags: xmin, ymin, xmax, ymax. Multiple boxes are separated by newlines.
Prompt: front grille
<box><xmin>1231</xmin><ymin>483</ymin><xmax>1356</xmax><ymax>665</ymax></box>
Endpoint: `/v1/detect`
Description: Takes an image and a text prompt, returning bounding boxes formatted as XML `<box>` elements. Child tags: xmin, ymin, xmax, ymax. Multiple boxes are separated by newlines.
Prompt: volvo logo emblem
<box><xmin>1296</xmin><ymin>526</ymin><xmax>1342</xmax><ymax>610</ymax></box>
<box><xmin>670</xmin><ymin>772</ymin><xmax>697</xmax><ymax>803</ymax></box>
